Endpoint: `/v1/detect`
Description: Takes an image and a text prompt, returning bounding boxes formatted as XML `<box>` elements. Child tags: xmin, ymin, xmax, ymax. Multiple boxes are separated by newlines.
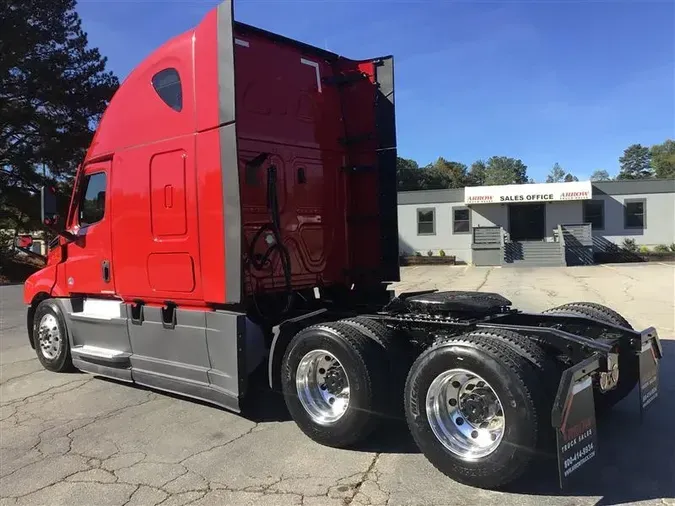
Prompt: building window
<box><xmin>417</xmin><ymin>208</ymin><xmax>435</xmax><ymax>235</ymax></box>
<box><xmin>583</xmin><ymin>200</ymin><xmax>604</xmax><ymax>230</ymax></box>
<box><xmin>452</xmin><ymin>207</ymin><xmax>471</xmax><ymax>234</ymax></box>
<box><xmin>624</xmin><ymin>199</ymin><xmax>646</xmax><ymax>229</ymax></box>
<box><xmin>152</xmin><ymin>68</ymin><xmax>182</xmax><ymax>112</ymax></box>
<box><xmin>79</xmin><ymin>172</ymin><xmax>106</xmax><ymax>226</ymax></box>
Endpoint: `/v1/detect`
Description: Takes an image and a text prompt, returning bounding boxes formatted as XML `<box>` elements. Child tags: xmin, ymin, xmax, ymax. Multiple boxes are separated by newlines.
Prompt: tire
<box><xmin>404</xmin><ymin>334</ymin><xmax>548</xmax><ymax>489</ymax></box>
<box><xmin>465</xmin><ymin>328</ymin><xmax>561</xmax><ymax>449</ymax></box>
<box><xmin>551</xmin><ymin>302</ymin><xmax>632</xmax><ymax>330</ymax></box>
<box><xmin>466</xmin><ymin>328</ymin><xmax>561</xmax><ymax>395</ymax></box>
<box><xmin>32</xmin><ymin>299</ymin><xmax>75</xmax><ymax>373</ymax></box>
<box><xmin>542</xmin><ymin>302</ymin><xmax>637</xmax><ymax>412</ymax></box>
<box><xmin>339</xmin><ymin>316</ymin><xmax>413</xmax><ymax>418</ymax></box>
<box><xmin>281</xmin><ymin>321</ymin><xmax>388</xmax><ymax>448</ymax></box>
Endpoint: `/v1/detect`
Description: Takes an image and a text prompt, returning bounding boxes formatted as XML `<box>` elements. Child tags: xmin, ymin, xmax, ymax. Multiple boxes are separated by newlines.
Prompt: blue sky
<box><xmin>77</xmin><ymin>0</ymin><xmax>674</xmax><ymax>182</ymax></box>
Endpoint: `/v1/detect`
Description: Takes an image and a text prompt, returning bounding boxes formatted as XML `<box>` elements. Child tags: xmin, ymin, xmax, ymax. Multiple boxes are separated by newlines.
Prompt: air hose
<box><xmin>245</xmin><ymin>164</ymin><xmax>294</xmax><ymax>322</ymax></box>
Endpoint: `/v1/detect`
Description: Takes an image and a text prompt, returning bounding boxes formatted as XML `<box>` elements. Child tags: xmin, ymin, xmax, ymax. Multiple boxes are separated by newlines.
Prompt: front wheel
<box><xmin>405</xmin><ymin>335</ymin><xmax>547</xmax><ymax>489</ymax></box>
<box><xmin>32</xmin><ymin>299</ymin><xmax>75</xmax><ymax>372</ymax></box>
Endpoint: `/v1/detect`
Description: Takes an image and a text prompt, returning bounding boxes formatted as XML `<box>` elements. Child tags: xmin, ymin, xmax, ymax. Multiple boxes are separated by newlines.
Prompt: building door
<box><xmin>509</xmin><ymin>203</ymin><xmax>546</xmax><ymax>241</ymax></box>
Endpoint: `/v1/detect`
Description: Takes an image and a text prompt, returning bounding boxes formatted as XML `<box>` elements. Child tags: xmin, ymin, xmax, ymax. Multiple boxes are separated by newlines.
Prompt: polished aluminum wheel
<box><xmin>296</xmin><ymin>349</ymin><xmax>350</xmax><ymax>425</ymax></box>
<box><xmin>426</xmin><ymin>368</ymin><xmax>505</xmax><ymax>460</ymax></box>
<box><xmin>37</xmin><ymin>314</ymin><xmax>62</xmax><ymax>360</ymax></box>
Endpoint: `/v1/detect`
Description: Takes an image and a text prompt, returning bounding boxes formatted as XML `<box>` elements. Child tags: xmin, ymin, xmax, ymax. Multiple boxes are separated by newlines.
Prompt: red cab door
<box><xmin>65</xmin><ymin>162</ymin><xmax>115</xmax><ymax>295</ymax></box>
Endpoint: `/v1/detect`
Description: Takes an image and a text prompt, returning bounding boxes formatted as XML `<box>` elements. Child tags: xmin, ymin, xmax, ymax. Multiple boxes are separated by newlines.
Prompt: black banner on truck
<box><xmin>639</xmin><ymin>340</ymin><xmax>659</xmax><ymax>417</ymax></box>
<box><xmin>556</xmin><ymin>375</ymin><xmax>598</xmax><ymax>488</ymax></box>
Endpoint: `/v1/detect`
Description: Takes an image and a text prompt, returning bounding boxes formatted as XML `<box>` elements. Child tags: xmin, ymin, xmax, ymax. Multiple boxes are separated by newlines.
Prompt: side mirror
<box><xmin>15</xmin><ymin>235</ymin><xmax>34</xmax><ymax>249</ymax></box>
<box><xmin>13</xmin><ymin>234</ymin><xmax>46</xmax><ymax>261</ymax></box>
<box><xmin>41</xmin><ymin>186</ymin><xmax>60</xmax><ymax>227</ymax></box>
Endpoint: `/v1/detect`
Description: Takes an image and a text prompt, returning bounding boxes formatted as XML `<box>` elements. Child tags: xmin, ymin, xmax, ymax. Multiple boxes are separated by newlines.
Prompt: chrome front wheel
<box><xmin>37</xmin><ymin>313</ymin><xmax>62</xmax><ymax>360</ymax></box>
<box><xmin>295</xmin><ymin>349</ymin><xmax>350</xmax><ymax>425</ymax></box>
<box><xmin>32</xmin><ymin>299</ymin><xmax>74</xmax><ymax>373</ymax></box>
<box><xmin>426</xmin><ymin>368</ymin><xmax>505</xmax><ymax>460</ymax></box>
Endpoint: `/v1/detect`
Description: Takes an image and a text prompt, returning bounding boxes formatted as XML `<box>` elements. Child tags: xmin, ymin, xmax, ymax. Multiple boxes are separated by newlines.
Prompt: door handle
<box><xmin>101</xmin><ymin>260</ymin><xmax>111</xmax><ymax>283</ymax></box>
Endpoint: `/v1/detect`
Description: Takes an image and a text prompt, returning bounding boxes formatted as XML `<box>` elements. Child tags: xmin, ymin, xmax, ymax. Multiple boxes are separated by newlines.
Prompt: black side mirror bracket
<box><xmin>40</xmin><ymin>186</ymin><xmax>77</xmax><ymax>242</ymax></box>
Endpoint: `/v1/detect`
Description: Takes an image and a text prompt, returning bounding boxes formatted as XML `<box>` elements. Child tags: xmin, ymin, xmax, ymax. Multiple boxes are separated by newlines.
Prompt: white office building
<box><xmin>397</xmin><ymin>179</ymin><xmax>675</xmax><ymax>266</ymax></box>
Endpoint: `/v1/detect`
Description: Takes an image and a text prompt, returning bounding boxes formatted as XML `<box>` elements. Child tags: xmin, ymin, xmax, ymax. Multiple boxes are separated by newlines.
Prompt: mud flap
<box><xmin>638</xmin><ymin>327</ymin><xmax>662</xmax><ymax>417</ymax></box>
<box><xmin>551</xmin><ymin>355</ymin><xmax>599</xmax><ymax>489</ymax></box>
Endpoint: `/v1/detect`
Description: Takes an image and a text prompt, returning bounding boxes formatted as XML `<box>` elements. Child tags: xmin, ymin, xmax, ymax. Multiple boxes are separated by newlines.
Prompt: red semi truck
<box><xmin>21</xmin><ymin>0</ymin><xmax>663</xmax><ymax>490</ymax></box>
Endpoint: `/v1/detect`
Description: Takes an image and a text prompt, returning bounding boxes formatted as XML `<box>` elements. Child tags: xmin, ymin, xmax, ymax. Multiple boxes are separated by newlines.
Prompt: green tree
<box><xmin>424</xmin><ymin>157</ymin><xmax>468</xmax><ymax>189</ymax></box>
<box><xmin>466</xmin><ymin>160</ymin><xmax>487</xmax><ymax>186</ymax></box>
<box><xmin>0</xmin><ymin>0</ymin><xmax>119</xmax><ymax>237</ymax></box>
<box><xmin>590</xmin><ymin>169</ymin><xmax>611</xmax><ymax>181</ymax></box>
<box><xmin>546</xmin><ymin>163</ymin><xmax>566</xmax><ymax>183</ymax></box>
<box><xmin>649</xmin><ymin>139</ymin><xmax>675</xmax><ymax>179</ymax></box>
<box><xmin>564</xmin><ymin>173</ymin><xmax>579</xmax><ymax>182</ymax></box>
<box><xmin>617</xmin><ymin>144</ymin><xmax>653</xmax><ymax>180</ymax></box>
<box><xmin>396</xmin><ymin>156</ymin><xmax>423</xmax><ymax>191</ymax></box>
<box><xmin>483</xmin><ymin>156</ymin><xmax>528</xmax><ymax>185</ymax></box>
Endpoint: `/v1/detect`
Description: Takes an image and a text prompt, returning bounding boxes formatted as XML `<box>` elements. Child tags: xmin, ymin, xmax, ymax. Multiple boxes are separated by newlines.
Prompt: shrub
<box><xmin>427</xmin><ymin>250</ymin><xmax>433</xmax><ymax>257</ymax></box>
<box><xmin>670</xmin><ymin>243</ymin><xmax>675</xmax><ymax>252</ymax></box>
<box><xmin>621</xmin><ymin>238</ymin><xmax>638</xmax><ymax>253</ymax></box>
<box><xmin>415</xmin><ymin>251</ymin><xmax>422</xmax><ymax>257</ymax></box>
<box><xmin>639</xmin><ymin>245</ymin><xmax>650</xmax><ymax>253</ymax></box>
<box><xmin>654</xmin><ymin>244</ymin><xmax>670</xmax><ymax>253</ymax></box>
<box><xmin>439</xmin><ymin>249</ymin><xmax>446</xmax><ymax>257</ymax></box>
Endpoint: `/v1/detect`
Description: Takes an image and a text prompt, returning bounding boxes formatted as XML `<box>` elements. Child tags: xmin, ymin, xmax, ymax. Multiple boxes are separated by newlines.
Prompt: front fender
<box><xmin>24</xmin><ymin>264</ymin><xmax>68</xmax><ymax>350</ymax></box>
<box><xmin>23</xmin><ymin>264</ymin><xmax>60</xmax><ymax>305</ymax></box>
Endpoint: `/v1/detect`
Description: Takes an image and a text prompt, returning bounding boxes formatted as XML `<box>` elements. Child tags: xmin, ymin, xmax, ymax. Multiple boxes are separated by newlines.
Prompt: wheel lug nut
<box><xmin>319</xmin><ymin>368</ymin><xmax>325</xmax><ymax>374</ymax></box>
<box><xmin>452</xmin><ymin>381</ymin><xmax>460</xmax><ymax>389</ymax></box>
<box><xmin>448</xmin><ymin>399</ymin><xmax>457</xmax><ymax>407</ymax></box>
<box><xmin>456</xmin><ymin>417</ymin><xmax>464</xmax><ymax>426</ymax></box>
<box><xmin>329</xmin><ymin>397</ymin><xmax>335</xmax><ymax>405</ymax></box>
<box><xmin>471</xmin><ymin>431</ymin><xmax>479</xmax><ymax>439</ymax></box>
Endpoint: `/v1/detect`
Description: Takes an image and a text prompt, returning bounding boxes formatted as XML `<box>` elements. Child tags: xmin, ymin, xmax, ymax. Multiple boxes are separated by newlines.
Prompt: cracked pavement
<box><xmin>1</xmin><ymin>263</ymin><xmax>674</xmax><ymax>505</ymax></box>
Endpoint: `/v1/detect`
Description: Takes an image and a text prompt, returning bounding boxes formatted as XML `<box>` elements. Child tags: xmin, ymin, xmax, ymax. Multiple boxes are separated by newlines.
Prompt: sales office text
<box><xmin>499</xmin><ymin>194</ymin><xmax>555</xmax><ymax>202</ymax></box>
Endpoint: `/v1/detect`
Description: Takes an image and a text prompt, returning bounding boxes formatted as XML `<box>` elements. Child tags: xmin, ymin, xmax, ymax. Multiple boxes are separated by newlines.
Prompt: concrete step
<box><xmin>503</xmin><ymin>260</ymin><xmax>565</xmax><ymax>267</ymax></box>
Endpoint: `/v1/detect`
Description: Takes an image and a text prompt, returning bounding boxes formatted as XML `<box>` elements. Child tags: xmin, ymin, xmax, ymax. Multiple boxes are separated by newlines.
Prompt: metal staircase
<box><xmin>470</xmin><ymin>223</ymin><xmax>595</xmax><ymax>267</ymax></box>
<box><xmin>502</xmin><ymin>240</ymin><xmax>565</xmax><ymax>267</ymax></box>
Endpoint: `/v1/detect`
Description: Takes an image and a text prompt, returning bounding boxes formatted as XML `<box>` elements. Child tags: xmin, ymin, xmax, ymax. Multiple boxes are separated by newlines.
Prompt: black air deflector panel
<box><xmin>405</xmin><ymin>291</ymin><xmax>512</xmax><ymax>313</ymax></box>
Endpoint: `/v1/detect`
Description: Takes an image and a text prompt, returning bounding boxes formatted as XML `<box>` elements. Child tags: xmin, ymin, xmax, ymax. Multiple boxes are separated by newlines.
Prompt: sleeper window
<box><xmin>79</xmin><ymin>172</ymin><xmax>106</xmax><ymax>226</ymax></box>
<box><xmin>152</xmin><ymin>68</ymin><xmax>183</xmax><ymax>112</ymax></box>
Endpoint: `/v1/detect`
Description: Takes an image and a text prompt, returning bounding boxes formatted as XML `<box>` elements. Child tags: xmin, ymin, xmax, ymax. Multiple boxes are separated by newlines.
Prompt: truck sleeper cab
<box><xmin>24</xmin><ymin>0</ymin><xmax>664</xmax><ymax>492</ymax></box>
<box><xmin>24</xmin><ymin>0</ymin><xmax>399</xmax><ymax>409</ymax></box>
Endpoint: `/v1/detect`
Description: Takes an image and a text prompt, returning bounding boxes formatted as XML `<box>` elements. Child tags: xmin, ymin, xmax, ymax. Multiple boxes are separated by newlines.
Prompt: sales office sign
<box><xmin>464</xmin><ymin>181</ymin><xmax>593</xmax><ymax>205</ymax></box>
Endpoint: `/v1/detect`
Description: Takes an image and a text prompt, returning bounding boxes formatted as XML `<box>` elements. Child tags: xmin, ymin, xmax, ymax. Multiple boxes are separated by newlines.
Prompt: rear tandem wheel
<box><xmin>280</xmin><ymin>321</ymin><xmax>390</xmax><ymax>448</ymax></box>
<box><xmin>404</xmin><ymin>332</ymin><xmax>551</xmax><ymax>489</ymax></box>
<box><xmin>542</xmin><ymin>301</ymin><xmax>638</xmax><ymax>412</ymax></box>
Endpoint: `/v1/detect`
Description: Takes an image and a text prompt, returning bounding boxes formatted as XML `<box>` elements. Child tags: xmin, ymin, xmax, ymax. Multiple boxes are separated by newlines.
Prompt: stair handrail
<box><xmin>557</xmin><ymin>224</ymin><xmax>567</xmax><ymax>266</ymax></box>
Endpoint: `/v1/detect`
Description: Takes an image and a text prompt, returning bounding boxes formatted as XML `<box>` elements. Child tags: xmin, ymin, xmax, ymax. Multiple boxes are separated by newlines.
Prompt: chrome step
<box><xmin>71</xmin><ymin>345</ymin><xmax>130</xmax><ymax>364</ymax></box>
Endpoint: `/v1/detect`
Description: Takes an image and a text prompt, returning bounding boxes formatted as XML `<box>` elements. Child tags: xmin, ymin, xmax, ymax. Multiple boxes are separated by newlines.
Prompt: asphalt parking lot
<box><xmin>1</xmin><ymin>263</ymin><xmax>674</xmax><ymax>506</ymax></box>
